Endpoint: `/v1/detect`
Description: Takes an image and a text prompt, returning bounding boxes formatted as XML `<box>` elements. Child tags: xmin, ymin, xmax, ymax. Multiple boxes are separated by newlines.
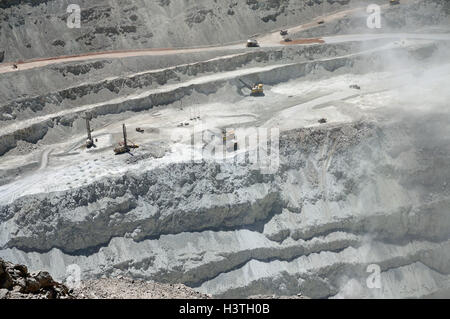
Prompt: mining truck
<box><xmin>246</xmin><ymin>39</ymin><xmax>260</xmax><ymax>47</ymax></box>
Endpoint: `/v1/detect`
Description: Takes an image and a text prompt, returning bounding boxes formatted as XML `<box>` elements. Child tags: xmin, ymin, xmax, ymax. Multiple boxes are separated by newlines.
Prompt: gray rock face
<box><xmin>1</xmin><ymin>117</ymin><xmax>449</xmax><ymax>298</ymax></box>
<box><xmin>2</xmin><ymin>160</ymin><xmax>281</xmax><ymax>253</ymax></box>
<box><xmin>0</xmin><ymin>0</ymin><xmax>377</xmax><ymax>62</ymax></box>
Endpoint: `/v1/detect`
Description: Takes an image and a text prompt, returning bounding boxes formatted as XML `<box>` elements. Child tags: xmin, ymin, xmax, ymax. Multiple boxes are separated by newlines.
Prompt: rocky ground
<box><xmin>0</xmin><ymin>258</ymin><xmax>72</xmax><ymax>299</ymax></box>
<box><xmin>72</xmin><ymin>277</ymin><xmax>211</xmax><ymax>299</ymax></box>
<box><xmin>0</xmin><ymin>257</ymin><xmax>210</xmax><ymax>299</ymax></box>
<box><xmin>2</xmin><ymin>258</ymin><xmax>308</xmax><ymax>299</ymax></box>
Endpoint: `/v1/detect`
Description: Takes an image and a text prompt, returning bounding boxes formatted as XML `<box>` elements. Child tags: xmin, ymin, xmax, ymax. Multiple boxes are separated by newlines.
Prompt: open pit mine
<box><xmin>0</xmin><ymin>0</ymin><xmax>450</xmax><ymax>299</ymax></box>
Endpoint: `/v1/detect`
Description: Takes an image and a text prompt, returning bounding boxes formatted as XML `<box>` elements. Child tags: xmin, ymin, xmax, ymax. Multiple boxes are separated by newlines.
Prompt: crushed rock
<box><xmin>72</xmin><ymin>278</ymin><xmax>211</xmax><ymax>299</ymax></box>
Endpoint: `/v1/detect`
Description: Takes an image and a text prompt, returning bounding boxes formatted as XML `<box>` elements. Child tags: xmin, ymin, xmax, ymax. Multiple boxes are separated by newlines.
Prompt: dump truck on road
<box><xmin>246</xmin><ymin>39</ymin><xmax>259</xmax><ymax>47</ymax></box>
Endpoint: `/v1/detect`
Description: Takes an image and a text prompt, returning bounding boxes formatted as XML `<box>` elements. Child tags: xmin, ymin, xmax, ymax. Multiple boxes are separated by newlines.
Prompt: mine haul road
<box><xmin>1</xmin><ymin>0</ymin><xmax>448</xmax><ymax>74</ymax></box>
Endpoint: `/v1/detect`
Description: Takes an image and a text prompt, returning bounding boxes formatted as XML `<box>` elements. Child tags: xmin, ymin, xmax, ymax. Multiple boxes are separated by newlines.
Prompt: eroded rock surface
<box><xmin>0</xmin><ymin>258</ymin><xmax>72</xmax><ymax>299</ymax></box>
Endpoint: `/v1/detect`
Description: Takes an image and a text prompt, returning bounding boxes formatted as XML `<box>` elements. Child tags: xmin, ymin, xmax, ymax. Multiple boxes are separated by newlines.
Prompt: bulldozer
<box><xmin>114</xmin><ymin>123</ymin><xmax>139</xmax><ymax>155</ymax></box>
<box><xmin>239</xmin><ymin>79</ymin><xmax>264</xmax><ymax>97</ymax></box>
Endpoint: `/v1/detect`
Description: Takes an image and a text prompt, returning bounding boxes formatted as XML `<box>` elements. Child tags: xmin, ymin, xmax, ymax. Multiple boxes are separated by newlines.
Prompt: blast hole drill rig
<box><xmin>114</xmin><ymin>124</ymin><xmax>139</xmax><ymax>155</ymax></box>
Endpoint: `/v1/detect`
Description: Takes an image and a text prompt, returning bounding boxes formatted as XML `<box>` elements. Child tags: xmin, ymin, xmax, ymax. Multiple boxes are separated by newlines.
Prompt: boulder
<box><xmin>0</xmin><ymin>269</ymin><xmax>13</xmax><ymax>290</ymax></box>
<box><xmin>14</xmin><ymin>264</ymin><xmax>28</xmax><ymax>277</ymax></box>
<box><xmin>35</xmin><ymin>271</ymin><xmax>54</xmax><ymax>288</ymax></box>
<box><xmin>24</xmin><ymin>278</ymin><xmax>41</xmax><ymax>293</ymax></box>
<box><xmin>0</xmin><ymin>259</ymin><xmax>73</xmax><ymax>299</ymax></box>
<box><xmin>15</xmin><ymin>277</ymin><xmax>27</xmax><ymax>292</ymax></box>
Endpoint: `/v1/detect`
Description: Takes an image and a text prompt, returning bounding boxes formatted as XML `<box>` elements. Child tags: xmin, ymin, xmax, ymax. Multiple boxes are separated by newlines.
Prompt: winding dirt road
<box><xmin>2</xmin><ymin>0</ymin><xmax>444</xmax><ymax>75</ymax></box>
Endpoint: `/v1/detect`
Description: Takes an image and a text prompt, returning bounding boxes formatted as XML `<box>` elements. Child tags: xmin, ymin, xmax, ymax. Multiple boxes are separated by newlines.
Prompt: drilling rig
<box><xmin>114</xmin><ymin>124</ymin><xmax>139</xmax><ymax>155</ymax></box>
<box><xmin>84</xmin><ymin>113</ymin><xmax>95</xmax><ymax>149</ymax></box>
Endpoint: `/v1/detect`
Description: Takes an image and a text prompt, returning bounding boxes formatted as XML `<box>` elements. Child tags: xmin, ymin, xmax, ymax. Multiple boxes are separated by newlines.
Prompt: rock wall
<box><xmin>0</xmin><ymin>0</ymin><xmax>381</xmax><ymax>62</ymax></box>
<box><xmin>1</xmin><ymin>117</ymin><xmax>449</xmax><ymax>298</ymax></box>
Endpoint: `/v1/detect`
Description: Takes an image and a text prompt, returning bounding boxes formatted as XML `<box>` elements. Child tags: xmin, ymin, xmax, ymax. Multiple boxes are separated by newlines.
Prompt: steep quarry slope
<box><xmin>0</xmin><ymin>42</ymin><xmax>377</xmax><ymax>161</ymax></box>
<box><xmin>0</xmin><ymin>37</ymin><xmax>449</xmax><ymax>298</ymax></box>
<box><xmin>0</xmin><ymin>0</ymin><xmax>449</xmax><ymax>299</ymax></box>
<box><xmin>0</xmin><ymin>0</ymin><xmax>388</xmax><ymax>62</ymax></box>
<box><xmin>0</xmin><ymin>50</ymin><xmax>245</xmax><ymax>106</ymax></box>
<box><xmin>2</xmin><ymin>115</ymin><xmax>450</xmax><ymax>299</ymax></box>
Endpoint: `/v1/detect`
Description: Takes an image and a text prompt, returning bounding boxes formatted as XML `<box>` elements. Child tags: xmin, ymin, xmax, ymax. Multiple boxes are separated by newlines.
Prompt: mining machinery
<box><xmin>84</xmin><ymin>113</ymin><xmax>95</xmax><ymax>149</ymax></box>
<box><xmin>114</xmin><ymin>124</ymin><xmax>139</xmax><ymax>155</ymax></box>
<box><xmin>239</xmin><ymin>79</ymin><xmax>264</xmax><ymax>97</ymax></box>
<box><xmin>246</xmin><ymin>39</ymin><xmax>260</xmax><ymax>47</ymax></box>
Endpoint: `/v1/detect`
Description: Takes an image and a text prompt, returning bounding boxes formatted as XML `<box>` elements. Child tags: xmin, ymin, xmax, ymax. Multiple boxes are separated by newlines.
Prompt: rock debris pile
<box><xmin>0</xmin><ymin>258</ymin><xmax>72</xmax><ymax>299</ymax></box>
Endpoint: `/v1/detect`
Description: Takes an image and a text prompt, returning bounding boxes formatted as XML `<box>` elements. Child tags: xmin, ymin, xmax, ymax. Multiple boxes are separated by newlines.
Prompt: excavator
<box><xmin>238</xmin><ymin>79</ymin><xmax>264</xmax><ymax>97</ymax></box>
<box><xmin>114</xmin><ymin>124</ymin><xmax>139</xmax><ymax>155</ymax></box>
<box><xmin>84</xmin><ymin>113</ymin><xmax>95</xmax><ymax>149</ymax></box>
